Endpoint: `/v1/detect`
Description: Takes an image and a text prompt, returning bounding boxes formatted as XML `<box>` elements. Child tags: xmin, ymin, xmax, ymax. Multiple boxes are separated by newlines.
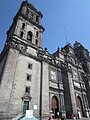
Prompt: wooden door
<box><xmin>51</xmin><ymin>96</ymin><xmax>59</xmax><ymax>118</ymax></box>
<box><xmin>76</xmin><ymin>96</ymin><xmax>84</xmax><ymax>117</ymax></box>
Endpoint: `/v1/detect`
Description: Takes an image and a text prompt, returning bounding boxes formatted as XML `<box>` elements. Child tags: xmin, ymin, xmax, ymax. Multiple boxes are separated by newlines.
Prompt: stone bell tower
<box><xmin>6</xmin><ymin>0</ymin><xmax>44</xmax><ymax>48</ymax></box>
<box><xmin>0</xmin><ymin>0</ymin><xmax>44</xmax><ymax>119</ymax></box>
<box><xmin>74</xmin><ymin>41</ymin><xmax>90</xmax><ymax>110</ymax></box>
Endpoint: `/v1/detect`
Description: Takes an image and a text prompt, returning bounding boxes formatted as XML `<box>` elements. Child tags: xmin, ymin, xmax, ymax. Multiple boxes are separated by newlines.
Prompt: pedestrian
<box><xmin>72</xmin><ymin>114</ymin><xmax>76</xmax><ymax>120</ymax></box>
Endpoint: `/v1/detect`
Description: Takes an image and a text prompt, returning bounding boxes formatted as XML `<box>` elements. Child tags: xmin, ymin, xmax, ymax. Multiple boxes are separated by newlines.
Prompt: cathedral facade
<box><xmin>0</xmin><ymin>1</ymin><xmax>90</xmax><ymax>120</ymax></box>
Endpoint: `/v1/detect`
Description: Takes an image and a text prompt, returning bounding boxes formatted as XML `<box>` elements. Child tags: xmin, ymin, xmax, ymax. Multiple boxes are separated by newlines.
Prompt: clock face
<box><xmin>50</xmin><ymin>70</ymin><xmax>56</xmax><ymax>80</ymax></box>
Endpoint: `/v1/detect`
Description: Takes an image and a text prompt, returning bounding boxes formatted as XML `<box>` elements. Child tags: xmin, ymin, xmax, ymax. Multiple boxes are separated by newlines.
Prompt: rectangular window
<box><xmin>22</xmin><ymin>23</ymin><xmax>25</xmax><ymax>29</ymax></box>
<box><xmin>28</xmin><ymin>63</ymin><xmax>32</xmax><ymax>69</ymax></box>
<box><xmin>20</xmin><ymin>31</ymin><xmax>24</xmax><ymax>38</ymax></box>
<box><xmin>36</xmin><ymin>16</ymin><xmax>39</xmax><ymax>23</ymax></box>
<box><xmin>25</xmin><ymin>86</ymin><xmax>30</xmax><ymax>94</ymax></box>
<box><xmin>30</xmin><ymin>12</ymin><xmax>33</xmax><ymax>19</ymax></box>
<box><xmin>35</xmin><ymin>39</ymin><xmax>38</xmax><ymax>45</ymax></box>
<box><xmin>23</xmin><ymin>101</ymin><xmax>29</xmax><ymax>113</ymax></box>
<box><xmin>36</xmin><ymin>31</ymin><xmax>39</xmax><ymax>38</ymax></box>
<box><xmin>27</xmin><ymin>74</ymin><xmax>31</xmax><ymax>81</ymax></box>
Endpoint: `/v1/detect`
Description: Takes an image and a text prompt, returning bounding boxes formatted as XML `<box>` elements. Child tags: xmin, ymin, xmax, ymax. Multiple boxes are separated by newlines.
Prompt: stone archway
<box><xmin>76</xmin><ymin>96</ymin><xmax>84</xmax><ymax>118</ymax></box>
<box><xmin>51</xmin><ymin>96</ymin><xmax>59</xmax><ymax>118</ymax></box>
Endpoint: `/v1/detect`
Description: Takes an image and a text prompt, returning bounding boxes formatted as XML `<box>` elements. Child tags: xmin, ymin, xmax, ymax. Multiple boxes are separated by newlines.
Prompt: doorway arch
<box><xmin>76</xmin><ymin>96</ymin><xmax>84</xmax><ymax>117</ymax></box>
<box><xmin>51</xmin><ymin>96</ymin><xmax>59</xmax><ymax>118</ymax></box>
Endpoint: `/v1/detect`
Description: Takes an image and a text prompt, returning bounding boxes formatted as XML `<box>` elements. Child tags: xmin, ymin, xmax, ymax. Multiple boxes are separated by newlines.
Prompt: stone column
<box><xmin>67</xmin><ymin>72</ymin><xmax>77</xmax><ymax>115</ymax></box>
<box><xmin>41</xmin><ymin>61</ymin><xmax>49</xmax><ymax>120</ymax></box>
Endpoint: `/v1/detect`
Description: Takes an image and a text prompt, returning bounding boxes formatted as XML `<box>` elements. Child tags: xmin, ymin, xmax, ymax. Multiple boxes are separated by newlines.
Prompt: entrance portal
<box><xmin>51</xmin><ymin>96</ymin><xmax>59</xmax><ymax>118</ymax></box>
<box><xmin>76</xmin><ymin>96</ymin><xmax>84</xmax><ymax>118</ymax></box>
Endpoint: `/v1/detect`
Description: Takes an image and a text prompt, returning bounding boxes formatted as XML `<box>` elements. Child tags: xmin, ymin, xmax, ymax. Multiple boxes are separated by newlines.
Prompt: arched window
<box><xmin>27</xmin><ymin>31</ymin><xmax>33</xmax><ymax>42</ymax></box>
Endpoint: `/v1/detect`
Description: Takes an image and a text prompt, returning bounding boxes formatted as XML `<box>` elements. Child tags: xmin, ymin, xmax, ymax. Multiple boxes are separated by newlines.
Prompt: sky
<box><xmin>0</xmin><ymin>0</ymin><xmax>90</xmax><ymax>53</ymax></box>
